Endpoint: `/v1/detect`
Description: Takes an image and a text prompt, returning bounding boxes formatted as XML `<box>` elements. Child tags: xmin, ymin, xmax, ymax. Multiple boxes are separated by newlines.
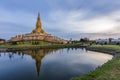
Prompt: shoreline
<box><xmin>73</xmin><ymin>45</ymin><xmax>120</xmax><ymax>80</ymax></box>
<box><xmin>1</xmin><ymin>44</ymin><xmax>119</xmax><ymax>80</ymax></box>
<box><xmin>0</xmin><ymin>44</ymin><xmax>87</xmax><ymax>52</ymax></box>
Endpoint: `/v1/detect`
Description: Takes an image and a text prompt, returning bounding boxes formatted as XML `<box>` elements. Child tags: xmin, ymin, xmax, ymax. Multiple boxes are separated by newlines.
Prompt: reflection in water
<box><xmin>0</xmin><ymin>49</ymin><xmax>59</xmax><ymax>77</ymax></box>
<box><xmin>0</xmin><ymin>48</ymin><xmax>113</xmax><ymax>80</ymax></box>
<box><xmin>21</xmin><ymin>49</ymin><xmax>59</xmax><ymax>76</ymax></box>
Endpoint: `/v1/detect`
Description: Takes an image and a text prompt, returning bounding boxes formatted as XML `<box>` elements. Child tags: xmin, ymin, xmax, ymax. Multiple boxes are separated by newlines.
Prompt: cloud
<box><xmin>0</xmin><ymin>8</ymin><xmax>37</xmax><ymax>39</ymax></box>
<box><xmin>45</xmin><ymin>0</ymin><xmax>120</xmax><ymax>13</ymax></box>
<box><xmin>42</xmin><ymin>9</ymin><xmax>120</xmax><ymax>40</ymax></box>
<box><xmin>0</xmin><ymin>8</ymin><xmax>36</xmax><ymax>28</ymax></box>
<box><xmin>0</xmin><ymin>0</ymin><xmax>120</xmax><ymax>40</ymax></box>
<box><xmin>1</xmin><ymin>8</ymin><xmax>119</xmax><ymax>40</ymax></box>
<box><xmin>45</xmin><ymin>10</ymin><xmax>120</xmax><ymax>33</ymax></box>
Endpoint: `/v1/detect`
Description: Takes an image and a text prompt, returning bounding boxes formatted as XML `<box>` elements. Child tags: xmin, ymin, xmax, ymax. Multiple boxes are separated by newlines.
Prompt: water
<box><xmin>0</xmin><ymin>48</ymin><xmax>113</xmax><ymax>80</ymax></box>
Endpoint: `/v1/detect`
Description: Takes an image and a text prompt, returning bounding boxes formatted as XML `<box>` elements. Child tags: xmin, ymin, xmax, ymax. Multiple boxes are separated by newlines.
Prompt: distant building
<box><xmin>96</xmin><ymin>39</ymin><xmax>109</xmax><ymax>44</ymax></box>
<box><xmin>111</xmin><ymin>39</ymin><xmax>120</xmax><ymax>43</ymax></box>
<box><xmin>0</xmin><ymin>38</ymin><xmax>5</xmax><ymax>44</ymax></box>
<box><xmin>96</xmin><ymin>38</ymin><xmax>120</xmax><ymax>44</ymax></box>
<box><xmin>10</xmin><ymin>13</ymin><xmax>68</xmax><ymax>44</ymax></box>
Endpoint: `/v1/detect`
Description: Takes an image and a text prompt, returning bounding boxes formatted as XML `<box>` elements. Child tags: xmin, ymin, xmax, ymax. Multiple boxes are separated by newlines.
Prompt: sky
<box><xmin>0</xmin><ymin>0</ymin><xmax>120</xmax><ymax>40</ymax></box>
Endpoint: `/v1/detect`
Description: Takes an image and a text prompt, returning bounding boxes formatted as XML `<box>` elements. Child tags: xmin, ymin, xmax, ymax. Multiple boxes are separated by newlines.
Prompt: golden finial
<box><xmin>31</xmin><ymin>12</ymin><xmax>47</xmax><ymax>35</ymax></box>
<box><xmin>38</xmin><ymin>12</ymin><xmax>40</xmax><ymax>21</ymax></box>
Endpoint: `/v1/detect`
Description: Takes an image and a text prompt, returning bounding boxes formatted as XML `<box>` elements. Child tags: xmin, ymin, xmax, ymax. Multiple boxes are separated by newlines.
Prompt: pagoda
<box><xmin>10</xmin><ymin>13</ymin><xmax>68</xmax><ymax>44</ymax></box>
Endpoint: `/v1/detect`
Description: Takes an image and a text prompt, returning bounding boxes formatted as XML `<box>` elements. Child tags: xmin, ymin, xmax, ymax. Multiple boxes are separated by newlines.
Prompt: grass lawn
<box><xmin>73</xmin><ymin>45</ymin><xmax>120</xmax><ymax>80</ymax></box>
<box><xmin>0</xmin><ymin>43</ymin><xmax>82</xmax><ymax>49</ymax></box>
<box><xmin>88</xmin><ymin>45</ymin><xmax>120</xmax><ymax>53</ymax></box>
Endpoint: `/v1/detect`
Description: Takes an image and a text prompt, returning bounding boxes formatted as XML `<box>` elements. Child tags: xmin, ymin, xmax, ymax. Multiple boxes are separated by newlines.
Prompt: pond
<box><xmin>0</xmin><ymin>48</ymin><xmax>113</xmax><ymax>80</ymax></box>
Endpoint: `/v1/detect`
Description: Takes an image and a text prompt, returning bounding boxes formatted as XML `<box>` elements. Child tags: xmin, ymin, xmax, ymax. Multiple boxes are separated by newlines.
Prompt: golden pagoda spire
<box><xmin>36</xmin><ymin>13</ymin><xmax>42</xmax><ymax>29</ymax></box>
<box><xmin>31</xmin><ymin>12</ymin><xmax>46</xmax><ymax>35</ymax></box>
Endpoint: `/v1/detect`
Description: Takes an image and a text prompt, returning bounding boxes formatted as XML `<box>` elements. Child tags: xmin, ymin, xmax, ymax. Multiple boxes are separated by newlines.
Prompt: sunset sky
<box><xmin>0</xmin><ymin>0</ymin><xmax>120</xmax><ymax>40</ymax></box>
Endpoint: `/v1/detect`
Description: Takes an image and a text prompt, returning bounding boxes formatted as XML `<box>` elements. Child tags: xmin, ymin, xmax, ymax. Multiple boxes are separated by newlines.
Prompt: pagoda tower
<box><xmin>31</xmin><ymin>13</ymin><xmax>46</xmax><ymax>35</ymax></box>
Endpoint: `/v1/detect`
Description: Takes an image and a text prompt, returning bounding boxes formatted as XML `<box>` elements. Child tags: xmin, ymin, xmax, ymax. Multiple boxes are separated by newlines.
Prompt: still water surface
<box><xmin>0</xmin><ymin>48</ymin><xmax>113</xmax><ymax>80</ymax></box>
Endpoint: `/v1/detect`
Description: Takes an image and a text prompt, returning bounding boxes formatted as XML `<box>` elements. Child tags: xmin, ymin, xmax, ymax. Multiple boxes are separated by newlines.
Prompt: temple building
<box><xmin>10</xmin><ymin>13</ymin><xmax>67</xmax><ymax>44</ymax></box>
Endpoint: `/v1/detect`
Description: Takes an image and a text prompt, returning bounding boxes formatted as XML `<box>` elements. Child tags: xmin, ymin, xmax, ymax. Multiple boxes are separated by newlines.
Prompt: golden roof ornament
<box><xmin>31</xmin><ymin>13</ymin><xmax>46</xmax><ymax>35</ymax></box>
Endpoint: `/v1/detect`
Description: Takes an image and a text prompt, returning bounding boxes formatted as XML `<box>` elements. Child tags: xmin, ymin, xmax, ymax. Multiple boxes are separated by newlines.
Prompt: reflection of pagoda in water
<box><xmin>0</xmin><ymin>49</ymin><xmax>59</xmax><ymax>76</ymax></box>
<box><xmin>10</xmin><ymin>13</ymin><xmax>67</xmax><ymax>44</ymax></box>
<box><xmin>0</xmin><ymin>48</ymin><xmax>60</xmax><ymax>76</ymax></box>
<box><xmin>19</xmin><ymin>49</ymin><xmax>59</xmax><ymax>76</ymax></box>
